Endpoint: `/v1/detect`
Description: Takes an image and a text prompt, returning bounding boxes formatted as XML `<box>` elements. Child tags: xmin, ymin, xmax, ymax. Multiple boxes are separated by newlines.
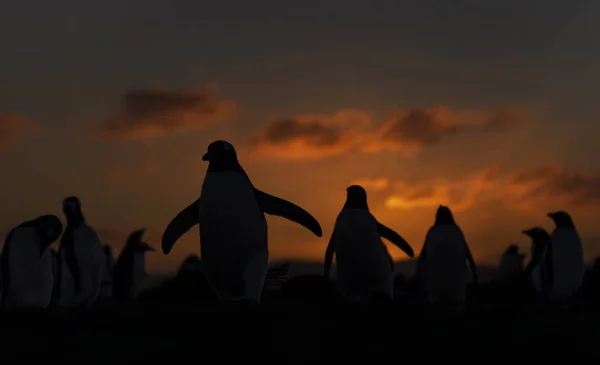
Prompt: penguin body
<box><xmin>523</xmin><ymin>227</ymin><xmax>553</xmax><ymax>299</ymax></box>
<box><xmin>1</xmin><ymin>215</ymin><xmax>62</xmax><ymax>309</ymax></box>
<box><xmin>100</xmin><ymin>245</ymin><xmax>115</xmax><ymax>298</ymax></box>
<box><xmin>548</xmin><ymin>211</ymin><xmax>584</xmax><ymax>299</ymax></box>
<box><xmin>325</xmin><ymin>185</ymin><xmax>414</xmax><ymax>301</ymax></box>
<box><xmin>113</xmin><ymin>229</ymin><xmax>154</xmax><ymax>300</ymax></box>
<box><xmin>498</xmin><ymin>244</ymin><xmax>525</xmax><ymax>282</ymax></box>
<box><xmin>58</xmin><ymin>197</ymin><xmax>105</xmax><ymax>307</ymax></box>
<box><xmin>417</xmin><ymin>205</ymin><xmax>477</xmax><ymax>305</ymax></box>
<box><xmin>161</xmin><ymin>140</ymin><xmax>322</xmax><ymax>304</ymax></box>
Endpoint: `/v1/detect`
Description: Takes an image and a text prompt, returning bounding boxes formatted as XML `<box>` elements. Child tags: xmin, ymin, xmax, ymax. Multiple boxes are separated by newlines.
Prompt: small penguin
<box><xmin>498</xmin><ymin>244</ymin><xmax>525</xmax><ymax>283</ymax></box>
<box><xmin>547</xmin><ymin>211</ymin><xmax>585</xmax><ymax>300</ymax></box>
<box><xmin>113</xmin><ymin>229</ymin><xmax>155</xmax><ymax>300</ymax></box>
<box><xmin>324</xmin><ymin>185</ymin><xmax>414</xmax><ymax>301</ymax></box>
<box><xmin>99</xmin><ymin>245</ymin><xmax>116</xmax><ymax>298</ymax></box>
<box><xmin>416</xmin><ymin>205</ymin><xmax>478</xmax><ymax>306</ymax></box>
<box><xmin>522</xmin><ymin>227</ymin><xmax>553</xmax><ymax>299</ymax></box>
<box><xmin>161</xmin><ymin>140</ymin><xmax>323</xmax><ymax>304</ymax></box>
<box><xmin>1</xmin><ymin>215</ymin><xmax>62</xmax><ymax>309</ymax></box>
<box><xmin>58</xmin><ymin>196</ymin><xmax>105</xmax><ymax>307</ymax></box>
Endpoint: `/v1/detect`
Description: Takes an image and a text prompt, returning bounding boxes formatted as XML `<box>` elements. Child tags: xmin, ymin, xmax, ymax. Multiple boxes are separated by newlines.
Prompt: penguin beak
<box><xmin>522</xmin><ymin>229</ymin><xmax>533</xmax><ymax>237</ymax></box>
<box><xmin>202</xmin><ymin>153</ymin><xmax>210</xmax><ymax>161</ymax></box>
<box><xmin>547</xmin><ymin>212</ymin><xmax>557</xmax><ymax>218</ymax></box>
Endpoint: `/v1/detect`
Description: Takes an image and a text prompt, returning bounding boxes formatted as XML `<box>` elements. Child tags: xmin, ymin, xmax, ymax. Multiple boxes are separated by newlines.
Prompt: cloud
<box><xmin>0</xmin><ymin>114</ymin><xmax>44</xmax><ymax>149</ymax></box>
<box><xmin>364</xmin><ymin>105</ymin><xmax>524</xmax><ymax>155</ymax></box>
<box><xmin>350</xmin><ymin>178</ymin><xmax>390</xmax><ymax>192</ymax></box>
<box><xmin>384</xmin><ymin>165</ymin><xmax>500</xmax><ymax>212</ymax></box>
<box><xmin>250</xmin><ymin>105</ymin><xmax>524</xmax><ymax>160</ymax></box>
<box><xmin>96</xmin><ymin>88</ymin><xmax>236</xmax><ymax>140</ymax></box>
<box><xmin>250</xmin><ymin>109</ymin><xmax>372</xmax><ymax>160</ymax></box>
<box><xmin>505</xmin><ymin>164</ymin><xmax>600</xmax><ymax>209</ymax></box>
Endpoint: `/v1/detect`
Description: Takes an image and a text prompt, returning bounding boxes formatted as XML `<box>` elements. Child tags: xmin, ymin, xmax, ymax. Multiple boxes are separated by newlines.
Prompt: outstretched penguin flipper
<box><xmin>162</xmin><ymin>199</ymin><xmax>200</xmax><ymax>254</ymax></box>
<box><xmin>254</xmin><ymin>189</ymin><xmax>322</xmax><ymax>237</ymax></box>
<box><xmin>376</xmin><ymin>221</ymin><xmax>414</xmax><ymax>258</ymax></box>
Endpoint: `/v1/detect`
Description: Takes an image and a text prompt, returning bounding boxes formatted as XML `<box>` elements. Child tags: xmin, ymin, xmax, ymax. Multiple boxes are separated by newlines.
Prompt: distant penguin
<box><xmin>522</xmin><ymin>227</ymin><xmax>553</xmax><ymax>299</ymax></box>
<box><xmin>324</xmin><ymin>185</ymin><xmax>414</xmax><ymax>301</ymax></box>
<box><xmin>1</xmin><ymin>215</ymin><xmax>62</xmax><ymax>309</ymax></box>
<box><xmin>113</xmin><ymin>229</ymin><xmax>155</xmax><ymax>300</ymax></box>
<box><xmin>100</xmin><ymin>245</ymin><xmax>115</xmax><ymax>298</ymax></box>
<box><xmin>417</xmin><ymin>205</ymin><xmax>478</xmax><ymax>306</ymax></box>
<box><xmin>58</xmin><ymin>196</ymin><xmax>105</xmax><ymax>307</ymax></box>
<box><xmin>547</xmin><ymin>211</ymin><xmax>585</xmax><ymax>300</ymax></box>
<box><xmin>498</xmin><ymin>244</ymin><xmax>525</xmax><ymax>283</ymax></box>
<box><xmin>161</xmin><ymin>140</ymin><xmax>323</xmax><ymax>304</ymax></box>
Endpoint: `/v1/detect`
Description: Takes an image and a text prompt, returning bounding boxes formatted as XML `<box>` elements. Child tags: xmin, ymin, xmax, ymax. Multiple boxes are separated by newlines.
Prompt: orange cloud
<box><xmin>96</xmin><ymin>88</ymin><xmax>236</xmax><ymax>140</ymax></box>
<box><xmin>350</xmin><ymin>178</ymin><xmax>390</xmax><ymax>192</ymax></box>
<box><xmin>384</xmin><ymin>165</ymin><xmax>500</xmax><ymax>212</ymax></box>
<box><xmin>381</xmin><ymin>163</ymin><xmax>600</xmax><ymax>214</ymax></box>
<box><xmin>363</xmin><ymin>105</ymin><xmax>524</xmax><ymax>155</ymax></box>
<box><xmin>250</xmin><ymin>109</ymin><xmax>372</xmax><ymax>160</ymax></box>
<box><xmin>0</xmin><ymin>114</ymin><xmax>44</xmax><ymax>149</ymax></box>
<box><xmin>250</xmin><ymin>105</ymin><xmax>524</xmax><ymax>160</ymax></box>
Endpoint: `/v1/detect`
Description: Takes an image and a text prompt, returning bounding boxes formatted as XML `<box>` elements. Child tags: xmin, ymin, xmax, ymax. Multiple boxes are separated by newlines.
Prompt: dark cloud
<box><xmin>509</xmin><ymin>165</ymin><xmax>600</xmax><ymax>206</ymax></box>
<box><xmin>96</xmin><ymin>89</ymin><xmax>236</xmax><ymax>140</ymax></box>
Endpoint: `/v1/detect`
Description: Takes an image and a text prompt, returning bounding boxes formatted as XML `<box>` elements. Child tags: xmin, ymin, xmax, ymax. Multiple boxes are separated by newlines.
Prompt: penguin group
<box><xmin>0</xmin><ymin>140</ymin><xmax>589</xmax><ymax>311</ymax></box>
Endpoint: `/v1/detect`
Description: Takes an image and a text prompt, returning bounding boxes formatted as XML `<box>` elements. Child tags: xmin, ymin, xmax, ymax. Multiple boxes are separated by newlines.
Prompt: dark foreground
<box><xmin>2</xmin><ymin>299</ymin><xmax>599</xmax><ymax>361</ymax></box>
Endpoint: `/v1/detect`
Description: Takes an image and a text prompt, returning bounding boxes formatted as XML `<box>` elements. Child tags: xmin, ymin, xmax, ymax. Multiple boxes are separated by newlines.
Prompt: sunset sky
<box><xmin>2</xmin><ymin>1</ymin><xmax>600</xmax><ymax>275</ymax></box>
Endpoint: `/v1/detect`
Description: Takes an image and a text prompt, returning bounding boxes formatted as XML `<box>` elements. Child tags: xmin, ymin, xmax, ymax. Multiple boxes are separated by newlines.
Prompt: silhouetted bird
<box><xmin>324</xmin><ymin>185</ymin><xmax>414</xmax><ymax>302</ymax></box>
<box><xmin>1</xmin><ymin>215</ymin><xmax>62</xmax><ymax>309</ymax></box>
<box><xmin>99</xmin><ymin>244</ymin><xmax>115</xmax><ymax>298</ymax></box>
<box><xmin>113</xmin><ymin>229</ymin><xmax>154</xmax><ymax>301</ymax></box>
<box><xmin>416</xmin><ymin>205</ymin><xmax>477</xmax><ymax>308</ymax></box>
<box><xmin>57</xmin><ymin>196</ymin><xmax>105</xmax><ymax>308</ymax></box>
<box><xmin>161</xmin><ymin>140</ymin><xmax>322</xmax><ymax>304</ymax></box>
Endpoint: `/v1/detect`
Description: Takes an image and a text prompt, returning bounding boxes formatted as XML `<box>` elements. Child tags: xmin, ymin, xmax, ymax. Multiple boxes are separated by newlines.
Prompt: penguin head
<box><xmin>126</xmin><ymin>228</ymin><xmax>155</xmax><ymax>253</ymax></box>
<box><xmin>506</xmin><ymin>244</ymin><xmax>519</xmax><ymax>254</ymax></box>
<box><xmin>62</xmin><ymin>196</ymin><xmax>84</xmax><ymax>224</ymax></box>
<box><xmin>522</xmin><ymin>227</ymin><xmax>551</xmax><ymax>244</ymax></box>
<box><xmin>34</xmin><ymin>215</ymin><xmax>63</xmax><ymax>247</ymax></box>
<box><xmin>547</xmin><ymin>210</ymin><xmax>575</xmax><ymax>229</ymax></box>
<box><xmin>202</xmin><ymin>140</ymin><xmax>238</xmax><ymax>164</ymax></box>
<box><xmin>434</xmin><ymin>205</ymin><xmax>455</xmax><ymax>225</ymax></box>
<box><xmin>344</xmin><ymin>185</ymin><xmax>368</xmax><ymax>209</ymax></box>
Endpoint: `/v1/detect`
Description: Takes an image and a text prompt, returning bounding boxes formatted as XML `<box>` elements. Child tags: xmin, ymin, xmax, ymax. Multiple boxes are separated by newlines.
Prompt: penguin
<box><xmin>416</xmin><ymin>205</ymin><xmax>478</xmax><ymax>306</ymax></box>
<box><xmin>58</xmin><ymin>196</ymin><xmax>105</xmax><ymax>307</ymax></box>
<box><xmin>113</xmin><ymin>229</ymin><xmax>155</xmax><ymax>300</ymax></box>
<box><xmin>1</xmin><ymin>215</ymin><xmax>62</xmax><ymax>309</ymax></box>
<box><xmin>522</xmin><ymin>227</ymin><xmax>553</xmax><ymax>299</ymax></box>
<box><xmin>547</xmin><ymin>211</ymin><xmax>585</xmax><ymax>300</ymax></box>
<box><xmin>161</xmin><ymin>140</ymin><xmax>323</xmax><ymax>304</ymax></box>
<box><xmin>100</xmin><ymin>245</ymin><xmax>116</xmax><ymax>298</ymax></box>
<box><xmin>323</xmin><ymin>185</ymin><xmax>414</xmax><ymax>301</ymax></box>
<box><xmin>498</xmin><ymin>244</ymin><xmax>525</xmax><ymax>283</ymax></box>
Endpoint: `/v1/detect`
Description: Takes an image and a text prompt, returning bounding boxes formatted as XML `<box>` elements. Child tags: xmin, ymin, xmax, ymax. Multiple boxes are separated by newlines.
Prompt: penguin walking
<box><xmin>99</xmin><ymin>245</ymin><xmax>115</xmax><ymax>298</ymax></box>
<box><xmin>547</xmin><ymin>211</ymin><xmax>585</xmax><ymax>301</ymax></box>
<box><xmin>416</xmin><ymin>205</ymin><xmax>478</xmax><ymax>306</ymax></box>
<box><xmin>57</xmin><ymin>196</ymin><xmax>105</xmax><ymax>307</ymax></box>
<box><xmin>522</xmin><ymin>227</ymin><xmax>553</xmax><ymax>301</ymax></box>
<box><xmin>323</xmin><ymin>185</ymin><xmax>414</xmax><ymax>301</ymax></box>
<box><xmin>161</xmin><ymin>140</ymin><xmax>323</xmax><ymax>304</ymax></box>
<box><xmin>113</xmin><ymin>229</ymin><xmax>155</xmax><ymax>300</ymax></box>
<box><xmin>1</xmin><ymin>215</ymin><xmax>62</xmax><ymax>309</ymax></box>
<box><xmin>498</xmin><ymin>244</ymin><xmax>525</xmax><ymax>283</ymax></box>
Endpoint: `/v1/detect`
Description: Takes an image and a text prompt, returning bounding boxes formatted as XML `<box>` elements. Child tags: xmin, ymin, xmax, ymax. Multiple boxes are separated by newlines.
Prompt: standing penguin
<box><xmin>161</xmin><ymin>140</ymin><xmax>323</xmax><ymax>304</ymax></box>
<box><xmin>498</xmin><ymin>244</ymin><xmax>525</xmax><ymax>283</ymax></box>
<box><xmin>99</xmin><ymin>245</ymin><xmax>116</xmax><ymax>298</ymax></box>
<box><xmin>417</xmin><ymin>205</ymin><xmax>478</xmax><ymax>306</ymax></box>
<box><xmin>58</xmin><ymin>196</ymin><xmax>105</xmax><ymax>307</ymax></box>
<box><xmin>113</xmin><ymin>229</ymin><xmax>155</xmax><ymax>300</ymax></box>
<box><xmin>522</xmin><ymin>227</ymin><xmax>553</xmax><ymax>300</ymax></box>
<box><xmin>1</xmin><ymin>215</ymin><xmax>62</xmax><ymax>309</ymax></box>
<box><xmin>547</xmin><ymin>211</ymin><xmax>585</xmax><ymax>300</ymax></box>
<box><xmin>323</xmin><ymin>185</ymin><xmax>414</xmax><ymax>301</ymax></box>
